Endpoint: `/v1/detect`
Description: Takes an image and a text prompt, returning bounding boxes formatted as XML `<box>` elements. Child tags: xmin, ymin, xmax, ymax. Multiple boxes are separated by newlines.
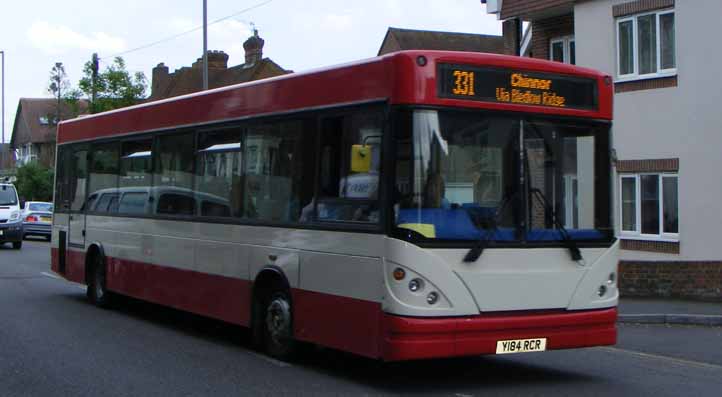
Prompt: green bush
<box><xmin>15</xmin><ymin>162</ymin><xmax>54</xmax><ymax>202</ymax></box>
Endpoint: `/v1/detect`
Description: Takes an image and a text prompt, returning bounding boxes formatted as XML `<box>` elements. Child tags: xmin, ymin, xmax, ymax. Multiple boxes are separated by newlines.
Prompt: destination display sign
<box><xmin>437</xmin><ymin>64</ymin><xmax>598</xmax><ymax>110</ymax></box>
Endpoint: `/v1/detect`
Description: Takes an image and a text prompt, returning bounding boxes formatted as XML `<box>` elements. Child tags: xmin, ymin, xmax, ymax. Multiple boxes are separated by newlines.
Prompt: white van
<box><xmin>0</xmin><ymin>183</ymin><xmax>23</xmax><ymax>249</ymax></box>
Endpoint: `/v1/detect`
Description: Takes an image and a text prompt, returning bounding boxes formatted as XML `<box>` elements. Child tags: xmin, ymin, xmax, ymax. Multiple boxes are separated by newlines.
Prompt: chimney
<box><xmin>207</xmin><ymin>51</ymin><xmax>229</xmax><ymax>69</ymax></box>
<box><xmin>151</xmin><ymin>62</ymin><xmax>169</xmax><ymax>98</ymax></box>
<box><xmin>192</xmin><ymin>51</ymin><xmax>229</xmax><ymax>69</ymax></box>
<box><xmin>243</xmin><ymin>29</ymin><xmax>265</xmax><ymax>66</ymax></box>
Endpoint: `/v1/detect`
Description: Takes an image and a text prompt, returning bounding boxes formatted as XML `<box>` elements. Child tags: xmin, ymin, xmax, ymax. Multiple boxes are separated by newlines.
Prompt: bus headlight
<box><xmin>409</xmin><ymin>278</ymin><xmax>424</xmax><ymax>292</ymax></box>
<box><xmin>598</xmin><ymin>285</ymin><xmax>607</xmax><ymax>297</ymax></box>
<box><xmin>386</xmin><ymin>263</ymin><xmax>451</xmax><ymax>310</ymax></box>
<box><xmin>607</xmin><ymin>272</ymin><xmax>616</xmax><ymax>285</ymax></box>
<box><xmin>426</xmin><ymin>292</ymin><xmax>439</xmax><ymax>305</ymax></box>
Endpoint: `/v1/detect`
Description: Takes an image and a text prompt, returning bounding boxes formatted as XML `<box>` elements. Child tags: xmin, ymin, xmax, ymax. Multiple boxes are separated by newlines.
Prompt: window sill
<box><xmin>614</xmin><ymin>75</ymin><xmax>677</xmax><ymax>93</ymax></box>
<box><xmin>615</xmin><ymin>70</ymin><xmax>676</xmax><ymax>83</ymax></box>
<box><xmin>620</xmin><ymin>238</ymin><xmax>679</xmax><ymax>254</ymax></box>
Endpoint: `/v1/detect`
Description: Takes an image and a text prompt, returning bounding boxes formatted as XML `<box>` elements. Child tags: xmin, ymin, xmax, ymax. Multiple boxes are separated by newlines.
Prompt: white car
<box><xmin>0</xmin><ymin>183</ymin><xmax>23</xmax><ymax>249</ymax></box>
<box><xmin>22</xmin><ymin>201</ymin><xmax>53</xmax><ymax>241</ymax></box>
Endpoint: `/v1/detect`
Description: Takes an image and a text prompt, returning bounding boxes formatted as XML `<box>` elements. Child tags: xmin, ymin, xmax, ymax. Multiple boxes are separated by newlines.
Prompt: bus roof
<box><xmin>58</xmin><ymin>50</ymin><xmax>612</xmax><ymax>144</ymax></box>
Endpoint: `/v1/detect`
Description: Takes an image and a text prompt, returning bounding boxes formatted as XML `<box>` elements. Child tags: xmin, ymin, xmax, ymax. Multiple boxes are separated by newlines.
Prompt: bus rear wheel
<box><xmin>262</xmin><ymin>291</ymin><xmax>296</xmax><ymax>360</ymax></box>
<box><xmin>87</xmin><ymin>253</ymin><xmax>113</xmax><ymax>308</ymax></box>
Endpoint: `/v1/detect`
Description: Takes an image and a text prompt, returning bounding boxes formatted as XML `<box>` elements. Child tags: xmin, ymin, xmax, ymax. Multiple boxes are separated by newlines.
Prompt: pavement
<box><xmin>618</xmin><ymin>297</ymin><xmax>722</xmax><ymax>326</ymax></box>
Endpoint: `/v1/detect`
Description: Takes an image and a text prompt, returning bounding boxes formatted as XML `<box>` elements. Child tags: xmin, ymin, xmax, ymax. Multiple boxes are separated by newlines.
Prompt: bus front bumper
<box><xmin>381</xmin><ymin>307</ymin><xmax>617</xmax><ymax>361</ymax></box>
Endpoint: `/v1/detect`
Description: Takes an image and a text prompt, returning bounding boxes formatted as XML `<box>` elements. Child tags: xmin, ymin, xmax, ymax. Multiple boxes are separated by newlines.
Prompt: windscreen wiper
<box><xmin>463</xmin><ymin>190</ymin><xmax>517</xmax><ymax>263</ymax></box>
<box><xmin>529</xmin><ymin>188</ymin><xmax>584</xmax><ymax>262</ymax></box>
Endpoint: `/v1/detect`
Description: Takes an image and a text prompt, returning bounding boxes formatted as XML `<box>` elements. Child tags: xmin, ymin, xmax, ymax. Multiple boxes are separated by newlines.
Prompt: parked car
<box><xmin>0</xmin><ymin>183</ymin><xmax>23</xmax><ymax>249</ymax></box>
<box><xmin>22</xmin><ymin>201</ymin><xmax>53</xmax><ymax>241</ymax></box>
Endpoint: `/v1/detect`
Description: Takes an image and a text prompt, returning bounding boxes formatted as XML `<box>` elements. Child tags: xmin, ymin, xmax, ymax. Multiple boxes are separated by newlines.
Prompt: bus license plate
<box><xmin>496</xmin><ymin>338</ymin><xmax>547</xmax><ymax>354</ymax></box>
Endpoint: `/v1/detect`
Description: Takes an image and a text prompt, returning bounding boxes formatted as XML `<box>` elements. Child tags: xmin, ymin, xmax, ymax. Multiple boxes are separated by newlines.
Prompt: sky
<box><xmin>0</xmin><ymin>0</ymin><xmax>502</xmax><ymax>143</ymax></box>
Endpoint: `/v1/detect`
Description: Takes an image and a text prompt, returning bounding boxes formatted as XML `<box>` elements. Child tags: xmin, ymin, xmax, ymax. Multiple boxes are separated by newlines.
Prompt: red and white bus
<box><xmin>51</xmin><ymin>50</ymin><xmax>618</xmax><ymax>361</ymax></box>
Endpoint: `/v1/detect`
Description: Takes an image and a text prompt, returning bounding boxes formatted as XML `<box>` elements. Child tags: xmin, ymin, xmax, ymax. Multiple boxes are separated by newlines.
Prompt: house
<box><xmin>378</xmin><ymin>27</ymin><xmax>506</xmax><ymax>56</ymax></box>
<box><xmin>149</xmin><ymin>29</ymin><xmax>290</xmax><ymax>101</ymax></box>
<box><xmin>10</xmin><ymin>98</ymin><xmax>89</xmax><ymax>168</ymax></box>
<box><xmin>486</xmin><ymin>0</ymin><xmax>722</xmax><ymax>300</ymax></box>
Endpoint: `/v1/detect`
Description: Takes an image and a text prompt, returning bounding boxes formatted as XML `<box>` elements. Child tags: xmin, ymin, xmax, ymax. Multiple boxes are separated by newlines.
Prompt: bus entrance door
<box><xmin>68</xmin><ymin>213</ymin><xmax>86</xmax><ymax>248</ymax></box>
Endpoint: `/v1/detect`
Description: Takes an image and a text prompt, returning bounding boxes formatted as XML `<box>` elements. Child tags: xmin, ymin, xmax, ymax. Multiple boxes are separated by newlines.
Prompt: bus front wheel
<box><xmin>262</xmin><ymin>291</ymin><xmax>296</xmax><ymax>360</ymax></box>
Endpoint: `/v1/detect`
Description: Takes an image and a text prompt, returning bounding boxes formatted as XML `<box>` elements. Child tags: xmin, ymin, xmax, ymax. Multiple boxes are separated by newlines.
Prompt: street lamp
<box><xmin>202</xmin><ymin>0</ymin><xmax>208</xmax><ymax>90</ymax></box>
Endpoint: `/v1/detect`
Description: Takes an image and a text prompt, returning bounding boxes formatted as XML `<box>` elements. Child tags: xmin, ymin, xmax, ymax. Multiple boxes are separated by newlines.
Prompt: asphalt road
<box><xmin>2</xmin><ymin>240</ymin><xmax>722</xmax><ymax>396</ymax></box>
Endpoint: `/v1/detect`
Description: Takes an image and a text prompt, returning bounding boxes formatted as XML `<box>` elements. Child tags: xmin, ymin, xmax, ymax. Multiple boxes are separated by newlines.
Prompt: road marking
<box><xmin>246</xmin><ymin>350</ymin><xmax>292</xmax><ymax>368</ymax></box>
<box><xmin>598</xmin><ymin>347</ymin><xmax>722</xmax><ymax>371</ymax></box>
<box><xmin>41</xmin><ymin>272</ymin><xmax>61</xmax><ymax>279</ymax></box>
<box><xmin>41</xmin><ymin>271</ymin><xmax>86</xmax><ymax>291</ymax></box>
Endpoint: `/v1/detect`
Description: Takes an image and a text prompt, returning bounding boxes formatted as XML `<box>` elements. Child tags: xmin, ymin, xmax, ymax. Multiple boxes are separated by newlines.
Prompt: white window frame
<box><xmin>616</xmin><ymin>9</ymin><xmax>676</xmax><ymax>82</ymax></box>
<box><xmin>550</xmin><ymin>35</ymin><xmax>575</xmax><ymax>65</ymax></box>
<box><xmin>619</xmin><ymin>173</ymin><xmax>679</xmax><ymax>242</ymax></box>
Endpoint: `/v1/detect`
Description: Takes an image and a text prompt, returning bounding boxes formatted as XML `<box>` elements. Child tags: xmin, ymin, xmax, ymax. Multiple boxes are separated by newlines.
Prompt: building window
<box><xmin>550</xmin><ymin>36</ymin><xmax>575</xmax><ymax>65</ymax></box>
<box><xmin>619</xmin><ymin>173</ymin><xmax>678</xmax><ymax>241</ymax></box>
<box><xmin>616</xmin><ymin>10</ymin><xmax>675</xmax><ymax>81</ymax></box>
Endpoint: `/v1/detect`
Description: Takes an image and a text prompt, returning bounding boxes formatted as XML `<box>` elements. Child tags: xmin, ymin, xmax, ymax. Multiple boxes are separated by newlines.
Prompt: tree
<box><xmin>47</xmin><ymin>62</ymin><xmax>83</xmax><ymax>120</ymax></box>
<box><xmin>79</xmin><ymin>56</ymin><xmax>147</xmax><ymax>113</ymax></box>
<box><xmin>14</xmin><ymin>162</ymin><xmax>54</xmax><ymax>202</ymax></box>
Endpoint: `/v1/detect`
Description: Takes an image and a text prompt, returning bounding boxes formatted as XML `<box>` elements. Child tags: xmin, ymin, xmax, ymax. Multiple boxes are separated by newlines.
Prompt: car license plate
<box><xmin>496</xmin><ymin>338</ymin><xmax>547</xmax><ymax>354</ymax></box>
<box><xmin>41</xmin><ymin>216</ymin><xmax>51</xmax><ymax>222</ymax></box>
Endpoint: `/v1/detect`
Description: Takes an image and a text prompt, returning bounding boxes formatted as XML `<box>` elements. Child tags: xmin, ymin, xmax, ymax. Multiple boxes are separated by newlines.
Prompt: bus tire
<box><xmin>12</xmin><ymin>241</ymin><xmax>22</xmax><ymax>249</ymax></box>
<box><xmin>87</xmin><ymin>252</ymin><xmax>113</xmax><ymax>308</ymax></box>
<box><xmin>262</xmin><ymin>290</ymin><xmax>297</xmax><ymax>360</ymax></box>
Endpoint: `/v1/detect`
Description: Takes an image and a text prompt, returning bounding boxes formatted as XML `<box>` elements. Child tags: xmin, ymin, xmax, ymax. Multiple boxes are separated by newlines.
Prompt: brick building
<box><xmin>378</xmin><ymin>27</ymin><xmax>505</xmax><ymax>56</ymax></box>
<box><xmin>10</xmin><ymin>98</ymin><xmax>89</xmax><ymax>169</ymax></box>
<box><xmin>485</xmin><ymin>0</ymin><xmax>722</xmax><ymax>300</ymax></box>
<box><xmin>149</xmin><ymin>29</ymin><xmax>290</xmax><ymax>101</ymax></box>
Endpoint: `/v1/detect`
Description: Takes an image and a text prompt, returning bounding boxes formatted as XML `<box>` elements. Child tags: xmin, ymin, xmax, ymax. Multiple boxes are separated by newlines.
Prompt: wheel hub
<box><xmin>265</xmin><ymin>297</ymin><xmax>291</xmax><ymax>342</ymax></box>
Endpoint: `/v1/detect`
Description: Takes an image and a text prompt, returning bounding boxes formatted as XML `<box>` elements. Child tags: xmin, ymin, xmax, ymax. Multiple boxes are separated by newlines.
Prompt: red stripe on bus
<box><xmin>293</xmin><ymin>289</ymin><xmax>382</xmax><ymax>358</ymax></box>
<box><xmin>106</xmin><ymin>256</ymin><xmax>252</xmax><ymax>327</ymax></box>
<box><xmin>381</xmin><ymin>307</ymin><xmax>617</xmax><ymax>361</ymax></box>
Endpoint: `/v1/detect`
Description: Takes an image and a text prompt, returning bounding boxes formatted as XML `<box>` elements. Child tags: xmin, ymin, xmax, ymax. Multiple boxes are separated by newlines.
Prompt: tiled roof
<box><xmin>379</xmin><ymin>27</ymin><xmax>505</xmax><ymax>55</ymax></box>
<box><xmin>11</xmin><ymin>98</ymin><xmax>89</xmax><ymax>145</ymax></box>
<box><xmin>149</xmin><ymin>58</ymin><xmax>289</xmax><ymax>101</ymax></box>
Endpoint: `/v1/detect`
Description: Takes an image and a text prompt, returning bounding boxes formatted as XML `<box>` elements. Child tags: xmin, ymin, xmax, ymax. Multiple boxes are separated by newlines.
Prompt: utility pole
<box><xmin>202</xmin><ymin>0</ymin><xmax>209</xmax><ymax>90</ymax></box>
<box><xmin>91</xmin><ymin>53</ymin><xmax>99</xmax><ymax>113</ymax></box>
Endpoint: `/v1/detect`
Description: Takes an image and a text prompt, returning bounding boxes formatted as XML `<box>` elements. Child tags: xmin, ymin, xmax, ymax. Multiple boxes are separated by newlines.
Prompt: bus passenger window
<box><xmin>88</xmin><ymin>142</ymin><xmax>119</xmax><ymax>214</ymax></box>
<box><xmin>317</xmin><ymin>111</ymin><xmax>383</xmax><ymax>223</ymax></box>
<box><xmin>243</xmin><ymin>119</ymin><xmax>314</xmax><ymax>223</ymax></box>
<box><xmin>195</xmin><ymin>127</ymin><xmax>243</xmax><ymax>218</ymax></box>
<box><xmin>153</xmin><ymin>133</ymin><xmax>196</xmax><ymax>216</ymax></box>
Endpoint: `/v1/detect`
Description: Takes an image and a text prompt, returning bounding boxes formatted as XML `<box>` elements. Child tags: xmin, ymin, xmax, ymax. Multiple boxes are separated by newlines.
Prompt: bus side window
<box><xmin>195</xmin><ymin>127</ymin><xmax>243</xmax><ymax>218</ymax></box>
<box><xmin>88</xmin><ymin>142</ymin><xmax>119</xmax><ymax>214</ymax></box>
<box><xmin>243</xmin><ymin>119</ymin><xmax>314</xmax><ymax>223</ymax></box>
<box><xmin>152</xmin><ymin>132</ymin><xmax>196</xmax><ymax>216</ymax></box>
<box><xmin>317</xmin><ymin>111</ymin><xmax>383</xmax><ymax>223</ymax></box>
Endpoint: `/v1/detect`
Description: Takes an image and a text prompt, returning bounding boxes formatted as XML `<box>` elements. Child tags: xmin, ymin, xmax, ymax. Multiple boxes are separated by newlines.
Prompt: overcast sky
<box><xmin>0</xmin><ymin>0</ymin><xmax>501</xmax><ymax>143</ymax></box>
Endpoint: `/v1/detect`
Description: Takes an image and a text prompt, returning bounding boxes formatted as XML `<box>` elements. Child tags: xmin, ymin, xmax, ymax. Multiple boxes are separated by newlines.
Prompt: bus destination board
<box><xmin>438</xmin><ymin>64</ymin><xmax>598</xmax><ymax>110</ymax></box>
